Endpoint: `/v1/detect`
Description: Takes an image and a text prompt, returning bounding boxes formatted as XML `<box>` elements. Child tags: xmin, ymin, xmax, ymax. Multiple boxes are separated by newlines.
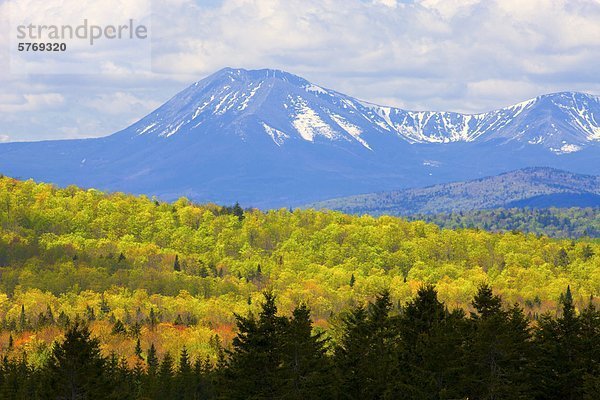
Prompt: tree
<box><xmin>174</xmin><ymin>255</ymin><xmax>181</xmax><ymax>272</ymax></box>
<box><xmin>176</xmin><ymin>346</ymin><xmax>195</xmax><ymax>400</ymax></box>
<box><xmin>335</xmin><ymin>291</ymin><xmax>397</xmax><ymax>399</ymax></box>
<box><xmin>463</xmin><ymin>284</ymin><xmax>533</xmax><ymax>400</ymax></box>
<box><xmin>533</xmin><ymin>286</ymin><xmax>585</xmax><ymax>400</ymax></box>
<box><xmin>41</xmin><ymin>320</ymin><xmax>112</xmax><ymax>399</ymax></box>
<box><xmin>134</xmin><ymin>338</ymin><xmax>142</xmax><ymax>360</ymax></box>
<box><xmin>222</xmin><ymin>292</ymin><xmax>287</xmax><ymax>399</ymax></box>
<box><xmin>232</xmin><ymin>202</ymin><xmax>244</xmax><ymax>221</ymax></box>
<box><xmin>280</xmin><ymin>304</ymin><xmax>333</xmax><ymax>399</ymax></box>
<box><xmin>158</xmin><ymin>353</ymin><xmax>175</xmax><ymax>399</ymax></box>
<box><xmin>387</xmin><ymin>285</ymin><xmax>465</xmax><ymax>399</ymax></box>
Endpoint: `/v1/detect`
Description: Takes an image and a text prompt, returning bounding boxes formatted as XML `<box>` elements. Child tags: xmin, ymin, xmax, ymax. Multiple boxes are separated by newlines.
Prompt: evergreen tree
<box><xmin>335</xmin><ymin>291</ymin><xmax>397</xmax><ymax>399</ymax></box>
<box><xmin>18</xmin><ymin>305</ymin><xmax>26</xmax><ymax>332</ymax></box>
<box><xmin>533</xmin><ymin>286</ymin><xmax>585</xmax><ymax>400</ymax></box>
<box><xmin>142</xmin><ymin>343</ymin><xmax>160</xmax><ymax>399</ymax></box>
<box><xmin>280</xmin><ymin>304</ymin><xmax>333</xmax><ymax>399</ymax></box>
<box><xmin>232</xmin><ymin>202</ymin><xmax>244</xmax><ymax>221</ymax></box>
<box><xmin>41</xmin><ymin>321</ymin><xmax>112</xmax><ymax>399</ymax></box>
<box><xmin>387</xmin><ymin>285</ymin><xmax>465</xmax><ymax>399</ymax></box>
<box><xmin>176</xmin><ymin>346</ymin><xmax>194</xmax><ymax>400</ymax></box>
<box><xmin>134</xmin><ymin>338</ymin><xmax>143</xmax><ymax>360</ymax></box>
<box><xmin>578</xmin><ymin>298</ymin><xmax>600</xmax><ymax>400</ymax></box>
<box><xmin>174</xmin><ymin>254</ymin><xmax>181</xmax><ymax>272</ymax></box>
<box><xmin>158</xmin><ymin>353</ymin><xmax>175</xmax><ymax>399</ymax></box>
<box><xmin>463</xmin><ymin>285</ymin><xmax>533</xmax><ymax>400</ymax></box>
<box><xmin>222</xmin><ymin>291</ymin><xmax>287</xmax><ymax>399</ymax></box>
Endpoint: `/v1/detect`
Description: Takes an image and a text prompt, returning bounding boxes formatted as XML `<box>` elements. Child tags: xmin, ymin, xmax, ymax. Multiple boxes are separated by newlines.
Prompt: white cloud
<box><xmin>0</xmin><ymin>93</ymin><xmax>65</xmax><ymax>113</ymax></box>
<box><xmin>85</xmin><ymin>92</ymin><xmax>161</xmax><ymax>116</ymax></box>
<box><xmin>1</xmin><ymin>0</ymin><xmax>599</xmax><ymax>140</ymax></box>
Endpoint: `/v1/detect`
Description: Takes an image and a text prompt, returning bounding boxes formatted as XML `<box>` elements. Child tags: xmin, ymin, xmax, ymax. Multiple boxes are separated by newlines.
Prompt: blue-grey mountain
<box><xmin>0</xmin><ymin>68</ymin><xmax>598</xmax><ymax>207</ymax></box>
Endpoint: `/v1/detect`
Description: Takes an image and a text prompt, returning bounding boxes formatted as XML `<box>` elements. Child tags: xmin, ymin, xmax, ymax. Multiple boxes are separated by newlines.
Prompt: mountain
<box><xmin>0</xmin><ymin>68</ymin><xmax>599</xmax><ymax>207</ymax></box>
<box><xmin>308</xmin><ymin>167</ymin><xmax>600</xmax><ymax>215</ymax></box>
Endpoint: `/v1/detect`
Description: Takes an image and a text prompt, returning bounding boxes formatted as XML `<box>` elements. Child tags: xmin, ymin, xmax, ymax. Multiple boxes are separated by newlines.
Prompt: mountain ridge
<box><xmin>0</xmin><ymin>67</ymin><xmax>598</xmax><ymax>207</ymax></box>
<box><xmin>307</xmin><ymin>167</ymin><xmax>600</xmax><ymax>215</ymax></box>
<box><xmin>121</xmin><ymin>67</ymin><xmax>600</xmax><ymax>152</ymax></box>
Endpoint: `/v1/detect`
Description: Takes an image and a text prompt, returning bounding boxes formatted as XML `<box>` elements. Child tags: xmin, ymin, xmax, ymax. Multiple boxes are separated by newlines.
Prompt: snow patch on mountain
<box><xmin>262</xmin><ymin>123</ymin><xmax>289</xmax><ymax>146</ymax></box>
<box><xmin>330</xmin><ymin>114</ymin><xmax>372</xmax><ymax>150</ymax></box>
<box><xmin>291</xmin><ymin>98</ymin><xmax>340</xmax><ymax>142</ymax></box>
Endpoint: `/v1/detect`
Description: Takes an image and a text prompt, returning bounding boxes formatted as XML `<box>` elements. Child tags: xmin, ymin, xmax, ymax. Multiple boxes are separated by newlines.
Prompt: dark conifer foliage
<box><xmin>41</xmin><ymin>320</ymin><xmax>112</xmax><ymax>399</ymax></box>
<box><xmin>1</xmin><ymin>286</ymin><xmax>599</xmax><ymax>399</ymax></box>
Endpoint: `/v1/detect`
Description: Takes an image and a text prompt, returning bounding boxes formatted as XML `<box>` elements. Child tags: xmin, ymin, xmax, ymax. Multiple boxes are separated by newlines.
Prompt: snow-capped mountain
<box><xmin>0</xmin><ymin>68</ymin><xmax>598</xmax><ymax>207</ymax></box>
<box><xmin>122</xmin><ymin>68</ymin><xmax>600</xmax><ymax>153</ymax></box>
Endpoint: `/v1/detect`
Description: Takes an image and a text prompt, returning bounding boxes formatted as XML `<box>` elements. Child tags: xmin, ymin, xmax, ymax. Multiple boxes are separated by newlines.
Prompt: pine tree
<box><xmin>579</xmin><ymin>297</ymin><xmax>600</xmax><ymax>400</ymax></box>
<box><xmin>111</xmin><ymin>319</ymin><xmax>127</xmax><ymax>335</ymax></box>
<box><xmin>387</xmin><ymin>284</ymin><xmax>465</xmax><ymax>399</ymax></box>
<box><xmin>142</xmin><ymin>343</ymin><xmax>160</xmax><ymax>399</ymax></box>
<box><xmin>232</xmin><ymin>202</ymin><xmax>244</xmax><ymax>221</ymax></box>
<box><xmin>176</xmin><ymin>346</ymin><xmax>194</xmax><ymax>400</ymax></box>
<box><xmin>18</xmin><ymin>305</ymin><xmax>26</xmax><ymax>332</ymax></box>
<box><xmin>149</xmin><ymin>308</ymin><xmax>158</xmax><ymax>330</ymax></box>
<box><xmin>174</xmin><ymin>254</ymin><xmax>181</xmax><ymax>272</ymax></box>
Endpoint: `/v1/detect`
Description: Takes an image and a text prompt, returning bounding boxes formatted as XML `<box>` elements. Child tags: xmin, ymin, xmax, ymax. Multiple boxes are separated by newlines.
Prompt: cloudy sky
<box><xmin>1</xmin><ymin>0</ymin><xmax>599</xmax><ymax>142</ymax></box>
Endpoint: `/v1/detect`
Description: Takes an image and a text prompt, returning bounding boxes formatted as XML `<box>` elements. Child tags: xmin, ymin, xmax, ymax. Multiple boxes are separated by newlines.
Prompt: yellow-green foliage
<box><xmin>0</xmin><ymin>176</ymin><xmax>598</xmax><ymax>361</ymax></box>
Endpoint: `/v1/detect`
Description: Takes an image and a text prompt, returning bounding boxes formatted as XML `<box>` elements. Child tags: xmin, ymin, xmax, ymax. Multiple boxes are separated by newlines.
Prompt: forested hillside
<box><xmin>0</xmin><ymin>175</ymin><xmax>599</xmax><ymax>368</ymax></box>
<box><xmin>309</xmin><ymin>167</ymin><xmax>600</xmax><ymax>215</ymax></box>
<box><xmin>411</xmin><ymin>207</ymin><xmax>600</xmax><ymax>238</ymax></box>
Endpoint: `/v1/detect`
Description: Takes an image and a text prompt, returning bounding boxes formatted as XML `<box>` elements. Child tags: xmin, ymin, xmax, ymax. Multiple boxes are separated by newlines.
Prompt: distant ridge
<box><xmin>307</xmin><ymin>168</ymin><xmax>600</xmax><ymax>215</ymax></box>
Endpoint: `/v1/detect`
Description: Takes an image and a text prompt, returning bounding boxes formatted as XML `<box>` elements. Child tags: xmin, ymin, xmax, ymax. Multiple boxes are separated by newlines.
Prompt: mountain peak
<box><xmin>118</xmin><ymin>67</ymin><xmax>599</xmax><ymax>154</ymax></box>
<box><xmin>200</xmin><ymin>67</ymin><xmax>311</xmax><ymax>88</ymax></box>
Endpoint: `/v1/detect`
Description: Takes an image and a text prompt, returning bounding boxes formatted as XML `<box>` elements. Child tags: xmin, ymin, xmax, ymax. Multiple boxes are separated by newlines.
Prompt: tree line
<box><xmin>1</xmin><ymin>284</ymin><xmax>598</xmax><ymax>400</ymax></box>
<box><xmin>410</xmin><ymin>207</ymin><xmax>600</xmax><ymax>239</ymax></box>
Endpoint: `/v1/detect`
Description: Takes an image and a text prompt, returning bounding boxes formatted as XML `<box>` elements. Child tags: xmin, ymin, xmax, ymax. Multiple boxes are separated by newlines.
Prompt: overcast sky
<box><xmin>1</xmin><ymin>0</ymin><xmax>599</xmax><ymax>142</ymax></box>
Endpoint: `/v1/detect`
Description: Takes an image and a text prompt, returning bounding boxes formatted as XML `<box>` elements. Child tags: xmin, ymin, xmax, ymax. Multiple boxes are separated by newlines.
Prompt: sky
<box><xmin>0</xmin><ymin>0</ymin><xmax>599</xmax><ymax>142</ymax></box>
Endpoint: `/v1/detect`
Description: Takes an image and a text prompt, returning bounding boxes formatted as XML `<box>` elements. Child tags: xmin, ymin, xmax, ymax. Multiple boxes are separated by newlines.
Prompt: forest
<box><xmin>1</xmin><ymin>285</ymin><xmax>598</xmax><ymax>399</ymax></box>
<box><xmin>410</xmin><ymin>207</ymin><xmax>600</xmax><ymax>238</ymax></box>
<box><xmin>0</xmin><ymin>175</ymin><xmax>599</xmax><ymax>376</ymax></box>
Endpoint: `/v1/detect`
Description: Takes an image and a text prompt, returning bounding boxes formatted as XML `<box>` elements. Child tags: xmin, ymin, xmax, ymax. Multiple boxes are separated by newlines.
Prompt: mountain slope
<box><xmin>308</xmin><ymin>168</ymin><xmax>600</xmax><ymax>215</ymax></box>
<box><xmin>0</xmin><ymin>68</ymin><xmax>599</xmax><ymax>207</ymax></box>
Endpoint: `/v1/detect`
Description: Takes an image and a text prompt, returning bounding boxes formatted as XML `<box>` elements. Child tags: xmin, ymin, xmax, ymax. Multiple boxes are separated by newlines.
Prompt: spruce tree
<box><xmin>280</xmin><ymin>304</ymin><xmax>333</xmax><ymax>399</ymax></box>
<box><xmin>176</xmin><ymin>346</ymin><xmax>194</xmax><ymax>400</ymax></box>
<box><xmin>463</xmin><ymin>285</ymin><xmax>533</xmax><ymax>400</ymax></box>
<box><xmin>158</xmin><ymin>353</ymin><xmax>175</xmax><ymax>399</ymax></box>
<box><xmin>387</xmin><ymin>284</ymin><xmax>465</xmax><ymax>399</ymax></box>
<box><xmin>335</xmin><ymin>291</ymin><xmax>397</xmax><ymax>399</ymax></box>
<box><xmin>533</xmin><ymin>286</ymin><xmax>585</xmax><ymax>400</ymax></box>
<box><xmin>41</xmin><ymin>320</ymin><xmax>112</xmax><ymax>399</ymax></box>
<box><xmin>222</xmin><ymin>291</ymin><xmax>287</xmax><ymax>399</ymax></box>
